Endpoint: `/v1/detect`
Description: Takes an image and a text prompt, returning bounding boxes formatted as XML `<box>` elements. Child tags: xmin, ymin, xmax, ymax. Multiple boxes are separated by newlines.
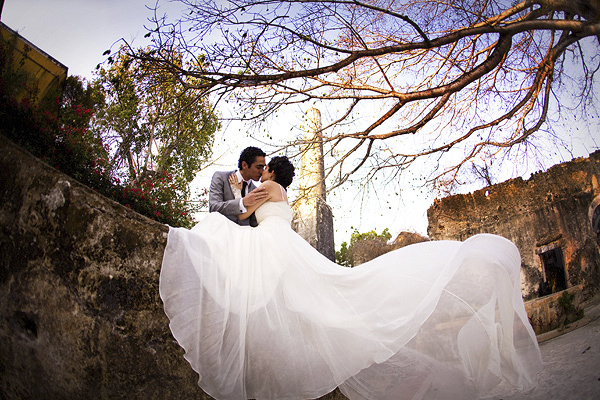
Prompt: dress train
<box><xmin>159</xmin><ymin>201</ymin><xmax>542</xmax><ymax>399</ymax></box>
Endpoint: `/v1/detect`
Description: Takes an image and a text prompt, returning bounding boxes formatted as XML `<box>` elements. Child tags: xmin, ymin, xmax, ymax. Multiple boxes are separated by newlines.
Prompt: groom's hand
<box><xmin>242</xmin><ymin>186</ymin><xmax>268</xmax><ymax>207</ymax></box>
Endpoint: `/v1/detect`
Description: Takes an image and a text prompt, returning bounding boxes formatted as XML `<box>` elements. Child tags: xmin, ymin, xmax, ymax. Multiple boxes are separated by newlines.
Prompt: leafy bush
<box><xmin>0</xmin><ymin>40</ymin><xmax>203</xmax><ymax>228</ymax></box>
<box><xmin>557</xmin><ymin>291</ymin><xmax>584</xmax><ymax>326</ymax></box>
<box><xmin>336</xmin><ymin>228</ymin><xmax>392</xmax><ymax>267</ymax></box>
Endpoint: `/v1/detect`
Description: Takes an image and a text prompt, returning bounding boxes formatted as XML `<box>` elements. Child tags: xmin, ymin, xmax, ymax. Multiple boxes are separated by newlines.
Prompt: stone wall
<box><xmin>352</xmin><ymin>232</ymin><xmax>429</xmax><ymax>266</ymax></box>
<box><xmin>0</xmin><ymin>135</ymin><xmax>208</xmax><ymax>399</ymax></box>
<box><xmin>427</xmin><ymin>151</ymin><xmax>600</xmax><ymax>331</ymax></box>
<box><xmin>0</xmin><ymin>134</ymin><xmax>346</xmax><ymax>400</ymax></box>
<box><xmin>525</xmin><ymin>284</ymin><xmax>585</xmax><ymax>336</ymax></box>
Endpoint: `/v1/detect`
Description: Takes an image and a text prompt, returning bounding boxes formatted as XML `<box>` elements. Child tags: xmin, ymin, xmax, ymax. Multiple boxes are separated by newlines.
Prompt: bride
<box><xmin>160</xmin><ymin>156</ymin><xmax>542</xmax><ymax>400</ymax></box>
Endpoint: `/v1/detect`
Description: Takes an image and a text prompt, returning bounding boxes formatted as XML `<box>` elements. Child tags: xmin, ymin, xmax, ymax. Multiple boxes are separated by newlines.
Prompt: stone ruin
<box><xmin>342</xmin><ymin>150</ymin><xmax>600</xmax><ymax>335</ymax></box>
<box><xmin>291</xmin><ymin>108</ymin><xmax>336</xmax><ymax>261</ymax></box>
<box><xmin>2</xmin><ymin>127</ymin><xmax>598</xmax><ymax>398</ymax></box>
<box><xmin>352</xmin><ymin>232</ymin><xmax>429</xmax><ymax>266</ymax></box>
<box><xmin>427</xmin><ymin>151</ymin><xmax>600</xmax><ymax>334</ymax></box>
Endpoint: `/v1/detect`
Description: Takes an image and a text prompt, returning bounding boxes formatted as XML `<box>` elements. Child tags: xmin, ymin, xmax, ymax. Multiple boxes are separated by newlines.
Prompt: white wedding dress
<box><xmin>160</xmin><ymin>200</ymin><xmax>542</xmax><ymax>400</ymax></box>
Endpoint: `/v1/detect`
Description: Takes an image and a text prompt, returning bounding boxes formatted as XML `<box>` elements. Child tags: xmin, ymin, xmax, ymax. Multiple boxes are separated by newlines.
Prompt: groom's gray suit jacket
<box><xmin>208</xmin><ymin>170</ymin><xmax>257</xmax><ymax>226</ymax></box>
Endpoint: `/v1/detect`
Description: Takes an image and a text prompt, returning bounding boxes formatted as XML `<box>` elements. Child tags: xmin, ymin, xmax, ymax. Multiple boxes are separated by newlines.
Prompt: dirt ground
<box><xmin>482</xmin><ymin>299</ymin><xmax>600</xmax><ymax>400</ymax></box>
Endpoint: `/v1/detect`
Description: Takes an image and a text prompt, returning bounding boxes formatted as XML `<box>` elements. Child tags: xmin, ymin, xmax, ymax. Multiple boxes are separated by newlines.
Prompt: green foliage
<box><xmin>0</xmin><ymin>39</ymin><xmax>216</xmax><ymax>228</ymax></box>
<box><xmin>350</xmin><ymin>228</ymin><xmax>392</xmax><ymax>244</ymax></box>
<box><xmin>335</xmin><ymin>228</ymin><xmax>392</xmax><ymax>267</ymax></box>
<box><xmin>336</xmin><ymin>241</ymin><xmax>352</xmax><ymax>268</ymax></box>
<box><xmin>0</xmin><ymin>36</ymin><xmax>37</xmax><ymax>106</ymax></box>
<box><xmin>93</xmin><ymin>47</ymin><xmax>219</xmax><ymax>195</ymax></box>
<box><xmin>557</xmin><ymin>291</ymin><xmax>584</xmax><ymax>326</ymax></box>
<box><xmin>0</xmin><ymin>67</ymin><xmax>114</xmax><ymax>206</ymax></box>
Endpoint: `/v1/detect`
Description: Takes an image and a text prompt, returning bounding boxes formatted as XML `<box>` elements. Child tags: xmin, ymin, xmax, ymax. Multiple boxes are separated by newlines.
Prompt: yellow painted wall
<box><xmin>1</xmin><ymin>21</ymin><xmax>68</xmax><ymax>106</ymax></box>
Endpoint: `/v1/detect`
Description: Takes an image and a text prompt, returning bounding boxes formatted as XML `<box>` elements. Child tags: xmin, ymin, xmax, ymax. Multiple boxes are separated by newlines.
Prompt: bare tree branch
<box><xmin>121</xmin><ymin>0</ymin><xmax>600</xmax><ymax>194</ymax></box>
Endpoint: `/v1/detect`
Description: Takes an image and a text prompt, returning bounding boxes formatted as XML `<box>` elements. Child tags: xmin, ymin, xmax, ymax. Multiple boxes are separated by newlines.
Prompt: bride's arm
<box><xmin>237</xmin><ymin>181</ymin><xmax>281</xmax><ymax>220</ymax></box>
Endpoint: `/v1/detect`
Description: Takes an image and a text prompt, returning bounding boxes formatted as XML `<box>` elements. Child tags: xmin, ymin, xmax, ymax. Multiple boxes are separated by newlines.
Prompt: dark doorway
<box><xmin>539</xmin><ymin>248</ymin><xmax>567</xmax><ymax>296</ymax></box>
<box><xmin>592</xmin><ymin>205</ymin><xmax>600</xmax><ymax>247</ymax></box>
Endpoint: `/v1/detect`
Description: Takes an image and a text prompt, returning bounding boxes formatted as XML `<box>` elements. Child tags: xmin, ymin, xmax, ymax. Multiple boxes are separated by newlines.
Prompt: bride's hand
<box><xmin>228</xmin><ymin>174</ymin><xmax>241</xmax><ymax>191</ymax></box>
<box><xmin>229</xmin><ymin>173</ymin><xmax>242</xmax><ymax>199</ymax></box>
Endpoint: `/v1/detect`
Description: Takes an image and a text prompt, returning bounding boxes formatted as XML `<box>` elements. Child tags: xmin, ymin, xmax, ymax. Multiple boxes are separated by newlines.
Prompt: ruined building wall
<box><xmin>427</xmin><ymin>151</ymin><xmax>600</xmax><ymax>304</ymax></box>
<box><xmin>352</xmin><ymin>232</ymin><xmax>430</xmax><ymax>267</ymax></box>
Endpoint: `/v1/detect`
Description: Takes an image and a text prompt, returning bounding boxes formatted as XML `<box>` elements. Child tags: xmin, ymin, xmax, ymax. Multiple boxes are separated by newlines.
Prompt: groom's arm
<box><xmin>208</xmin><ymin>171</ymin><xmax>244</xmax><ymax>217</ymax></box>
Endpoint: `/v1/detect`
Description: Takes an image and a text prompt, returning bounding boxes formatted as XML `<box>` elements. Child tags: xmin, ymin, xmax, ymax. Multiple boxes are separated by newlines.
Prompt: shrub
<box><xmin>0</xmin><ymin>40</ymin><xmax>202</xmax><ymax>228</ymax></box>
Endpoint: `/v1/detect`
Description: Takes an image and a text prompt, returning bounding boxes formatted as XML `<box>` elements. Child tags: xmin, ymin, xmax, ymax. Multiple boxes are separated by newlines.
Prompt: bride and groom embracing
<box><xmin>207</xmin><ymin>146</ymin><xmax>292</xmax><ymax>228</ymax></box>
<box><xmin>159</xmin><ymin>147</ymin><xmax>543</xmax><ymax>400</ymax></box>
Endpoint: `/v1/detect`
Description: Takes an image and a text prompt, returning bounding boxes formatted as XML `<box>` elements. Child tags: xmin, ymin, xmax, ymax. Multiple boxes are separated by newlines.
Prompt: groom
<box><xmin>208</xmin><ymin>146</ymin><xmax>268</xmax><ymax>227</ymax></box>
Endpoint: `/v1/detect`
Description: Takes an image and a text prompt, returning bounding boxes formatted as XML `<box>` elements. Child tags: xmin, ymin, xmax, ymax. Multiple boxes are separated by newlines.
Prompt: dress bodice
<box><xmin>255</xmin><ymin>201</ymin><xmax>293</xmax><ymax>225</ymax></box>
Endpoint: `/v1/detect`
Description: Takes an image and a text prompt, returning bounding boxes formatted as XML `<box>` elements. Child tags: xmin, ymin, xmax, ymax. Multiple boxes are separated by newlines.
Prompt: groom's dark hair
<box><xmin>238</xmin><ymin>146</ymin><xmax>266</xmax><ymax>169</ymax></box>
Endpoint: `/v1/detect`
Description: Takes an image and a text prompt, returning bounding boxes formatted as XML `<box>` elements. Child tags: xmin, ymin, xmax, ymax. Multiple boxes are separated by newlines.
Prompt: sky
<box><xmin>3</xmin><ymin>0</ymin><xmax>598</xmax><ymax>247</ymax></box>
<box><xmin>1</xmin><ymin>0</ymin><xmax>178</xmax><ymax>77</ymax></box>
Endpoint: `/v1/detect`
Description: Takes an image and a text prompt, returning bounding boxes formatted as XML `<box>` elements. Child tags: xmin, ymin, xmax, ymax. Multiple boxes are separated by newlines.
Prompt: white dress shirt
<box><xmin>236</xmin><ymin>170</ymin><xmax>249</xmax><ymax>213</ymax></box>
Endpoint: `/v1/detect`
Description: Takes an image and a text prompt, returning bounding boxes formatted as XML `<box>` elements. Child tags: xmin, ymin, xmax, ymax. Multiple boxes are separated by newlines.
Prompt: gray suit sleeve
<box><xmin>208</xmin><ymin>171</ymin><xmax>244</xmax><ymax>218</ymax></box>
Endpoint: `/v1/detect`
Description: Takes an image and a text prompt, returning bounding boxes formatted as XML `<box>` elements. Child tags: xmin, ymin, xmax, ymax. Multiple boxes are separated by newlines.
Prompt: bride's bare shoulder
<box><xmin>261</xmin><ymin>180</ymin><xmax>279</xmax><ymax>190</ymax></box>
<box><xmin>261</xmin><ymin>181</ymin><xmax>285</xmax><ymax>200</ymax></box>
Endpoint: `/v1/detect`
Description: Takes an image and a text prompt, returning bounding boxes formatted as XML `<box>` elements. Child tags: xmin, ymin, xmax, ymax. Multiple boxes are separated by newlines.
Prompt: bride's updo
<box><xmin>268</xmin><ymin>156</ymin><xmax>295</xmax><ymax>189</ymax></box>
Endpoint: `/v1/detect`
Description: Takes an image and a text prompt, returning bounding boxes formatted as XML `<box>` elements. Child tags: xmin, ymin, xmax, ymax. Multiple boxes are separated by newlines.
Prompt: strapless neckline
<box><xmin>255</xmin><ymin>201</ymin><xmax>293</xmax><ymax>225</ymax></box>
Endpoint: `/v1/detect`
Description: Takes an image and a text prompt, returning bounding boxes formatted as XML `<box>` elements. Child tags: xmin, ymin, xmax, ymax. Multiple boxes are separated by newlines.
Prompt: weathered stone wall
<box><xmin>0</xmin><ymin>135</ymin><xmax>207</xmax><ymax>399</ymax></box>
<box><xmin>352</xmin><ymin>232</ymin><xmax>429</xmax><ymax>266</ymax></box>
<box><xmin>0</xmin><ymin>134</ymin><xmax>346</xmax><ymax>400</ymax></box>
<box><xmin>427</xmin><ymin>151</ymin><xmax>600</xmax><ymax>305</ymax></box>
<box><xmin>1</xmin><ymin>22</ymin><xmax>68</xmax><ymax>106</ymax></box>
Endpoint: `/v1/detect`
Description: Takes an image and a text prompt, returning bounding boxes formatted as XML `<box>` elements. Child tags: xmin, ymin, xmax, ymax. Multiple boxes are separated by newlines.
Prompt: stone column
<box><xmin>292</xmin><ymin>108</ymin><xmax>335</xmax><ymax>261</ymax></box>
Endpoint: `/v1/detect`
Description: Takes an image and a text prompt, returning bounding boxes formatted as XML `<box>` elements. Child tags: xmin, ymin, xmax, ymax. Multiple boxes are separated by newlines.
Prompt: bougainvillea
<box><xmin>0</xmin><ymin>40</ymin><xmax>205</xmax><ymax>228</ymax></box>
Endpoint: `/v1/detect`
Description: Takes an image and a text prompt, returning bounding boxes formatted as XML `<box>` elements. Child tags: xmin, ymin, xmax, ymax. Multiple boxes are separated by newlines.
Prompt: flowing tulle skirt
<box><xmin>159</xmin><ymin>210</ymin><xmax>542</xmax><ymax>400</ymax></box>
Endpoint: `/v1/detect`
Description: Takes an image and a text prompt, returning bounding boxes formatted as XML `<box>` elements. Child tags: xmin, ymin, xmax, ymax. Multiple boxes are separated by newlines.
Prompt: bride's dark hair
<box><xmin>268</xmin><ymin>156</ymin><xmax>295</xmax><ymax>189</ymax></box>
